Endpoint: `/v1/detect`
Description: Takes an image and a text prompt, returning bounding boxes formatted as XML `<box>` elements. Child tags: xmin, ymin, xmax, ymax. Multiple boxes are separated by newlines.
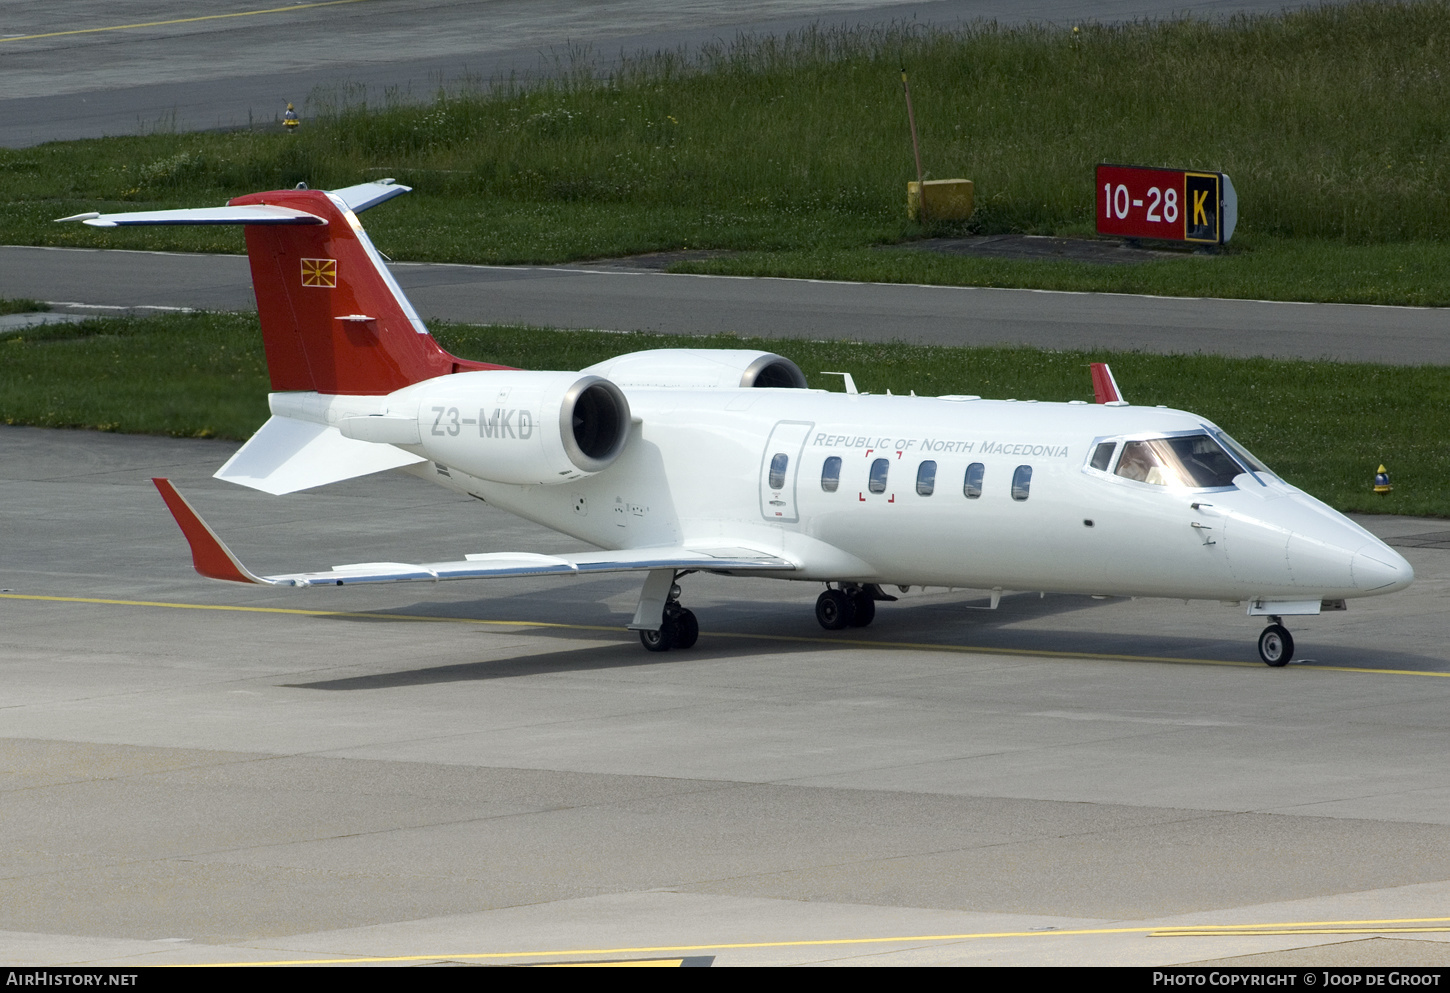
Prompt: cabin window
<box><xmin>821</xmin><ymin>456</ymin><xmax>842</xmax><ymax>492</ymax></box>
<box><xmin>1115</xmin><ymin>435</ymin><xmax>1243</xmax><ymax>488</ymax></box>
<box><xmin>868</xmin><ymin>458</ymin><xmax>889</xmax><ymax>494</ymax></box>
<box><xmin>768</xmin><ymin>453</ymin><xmax>789</xmax><ymax>490</ymax></box>
<box><xmin>963</xmin><ymin>462</ymin><xmax>984</xmax><ymax>499</ymax></box>
<box><xmin>916</xmin><ymin>460</ymin><xmax>937</xmax><ymax>496</ymax></box>
<box><xmin>1011</xmin><ymin>465</ymin><xmax>1033</xmax><ymax>501</ymax></box>
<box><xmin>1090</xmin><ymin>442</ymin><xmax>1116</xmax><ymax>472</ymax></box>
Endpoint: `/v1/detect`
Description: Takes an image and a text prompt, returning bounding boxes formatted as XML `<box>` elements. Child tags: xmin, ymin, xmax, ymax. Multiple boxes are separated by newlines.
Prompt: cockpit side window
<box><xmin>1115</xmin><ymin>434</ymin><xmax>1245</xmax><ymax>488</ymax></box>
<box><xmin>1089</xmin><ymin>442</ymin><xmax>1116</xmax><ymax>472</ymax></box>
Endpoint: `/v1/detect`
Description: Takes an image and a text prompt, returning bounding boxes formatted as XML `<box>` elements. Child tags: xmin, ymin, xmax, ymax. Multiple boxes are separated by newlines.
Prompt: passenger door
<box><xmin>759</xmin><ymin>421</ymin><xmax>814</xmax><ymax>523</ymax></box>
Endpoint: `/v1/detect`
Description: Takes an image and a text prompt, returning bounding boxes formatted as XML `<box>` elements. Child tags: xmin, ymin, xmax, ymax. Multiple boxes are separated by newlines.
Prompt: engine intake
<box><xmin>561</xmin><ymin>376</ymin><xmax>630</xmax><ymax>472</ymax></box>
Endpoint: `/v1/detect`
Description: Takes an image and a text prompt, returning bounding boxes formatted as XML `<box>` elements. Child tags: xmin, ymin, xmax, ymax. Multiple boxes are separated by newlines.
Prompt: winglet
<box><xmin>151</xmin><ymin>478</ymin><xmax>269</xmax><ymax>584</ymax></box>
<box><xmin>1090</xmin><ymin>363</ymin><xmax>1126</xmax><ymax>405</ymax></box>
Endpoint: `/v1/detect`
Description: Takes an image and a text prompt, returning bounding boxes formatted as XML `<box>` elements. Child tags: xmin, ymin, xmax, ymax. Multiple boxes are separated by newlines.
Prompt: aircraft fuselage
<box><xmin>410</xmin><ymin>388</ymin><xmax>1411</xmax><ymax>604</ymax></box>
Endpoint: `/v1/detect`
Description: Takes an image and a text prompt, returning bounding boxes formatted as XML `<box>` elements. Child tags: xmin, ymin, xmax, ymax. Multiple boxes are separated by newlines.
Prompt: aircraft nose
<box><xmin>1352</xmin><ymin>543</ymin><xmax>1414</xmax><ymax>592</ymax></box>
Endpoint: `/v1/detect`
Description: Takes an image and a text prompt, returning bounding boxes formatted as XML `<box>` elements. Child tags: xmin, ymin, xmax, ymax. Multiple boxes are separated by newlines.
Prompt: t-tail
<box><xmin>59</xmin><ymin>181</ymin><xmax>508</xmax><ymax>395</ymax></box>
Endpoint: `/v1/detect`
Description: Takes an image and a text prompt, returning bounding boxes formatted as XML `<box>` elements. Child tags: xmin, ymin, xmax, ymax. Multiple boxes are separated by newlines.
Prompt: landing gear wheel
<box><xmin>1258</xmin><ymin>624</ymin><xmax>1294</xmax><ymax>667</ymax></box>
<box><xmin>815</xmin><ymin>589</ymin><xmax>855</xmax><ymax>630</ymax></box>
<box><xmin>640</xmin><ymin>619</ymin><xmax>677</xmax><ymax>653</ymax></box>
<box><xmin>673</xmin><ymin>608</ymin><xmax>699</xmax><ymax>650</ymax></box>
<box><xmin>846</xmin><ymin>589</ymin><xmax>875</xmax><ymax>627</ymax></box>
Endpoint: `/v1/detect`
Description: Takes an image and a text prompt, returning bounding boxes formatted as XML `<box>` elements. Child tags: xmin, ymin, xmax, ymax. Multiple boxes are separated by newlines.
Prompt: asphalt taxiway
<box><xmin>7</xmin><ymin>245</ymin><xmax>1450</xmax><ymax>365</ymax></box>
<box><xmin>3</xmin><ymin>425</ymin><xmax>1450</xmax><ymax>966</ymax></box>
<box><xmin>1</xmin><ymin>0</ymin><xmax>1352</xmax><ymax>148</ymax></box>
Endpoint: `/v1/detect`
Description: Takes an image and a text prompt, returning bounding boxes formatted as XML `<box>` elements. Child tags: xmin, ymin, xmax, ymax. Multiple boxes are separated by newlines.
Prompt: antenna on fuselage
<box><xmin>821</xmin><ymin>371</ymin><xmax>859</xmax><ymax>395</ymax></box>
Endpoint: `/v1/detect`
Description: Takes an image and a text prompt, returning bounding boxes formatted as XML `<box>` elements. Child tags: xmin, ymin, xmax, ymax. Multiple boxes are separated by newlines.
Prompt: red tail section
<box><xmin>228</xmin><ymin>189</ymin><xmax>507</xmax><ymax>395</ymax></box>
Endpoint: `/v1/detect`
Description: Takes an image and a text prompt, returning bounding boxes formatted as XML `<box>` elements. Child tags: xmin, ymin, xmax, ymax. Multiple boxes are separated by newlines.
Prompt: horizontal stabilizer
<box><xmin>328</xmin><ymin>180</ymin><xmax>412</xmax><ymax>213</ymax></box>
<box><xmin>55</xmin><ymin>182</ymin><xmax>410</xmax><ymax>228</ymax></box>
<box><xmin>215</xmin><ymin>415</ymin><xmax>425</xmax><ymax>495</ymax></box>
<box><xmin>60</xmin><ymin>205</ymin><xmax>326</xmax><ymax>227</ymax></box>
<box><xmin>152</xmin><ymin>480</ymin><xmax>797</xmax><ymax>588</ymax></box>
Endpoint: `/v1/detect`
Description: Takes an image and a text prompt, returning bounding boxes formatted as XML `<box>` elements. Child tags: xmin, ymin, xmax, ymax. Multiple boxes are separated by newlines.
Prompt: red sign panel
<box><xmin>1095</xmin><ymin>164</ymin><xmax>1224</xmax><ymax>244</ymax></box>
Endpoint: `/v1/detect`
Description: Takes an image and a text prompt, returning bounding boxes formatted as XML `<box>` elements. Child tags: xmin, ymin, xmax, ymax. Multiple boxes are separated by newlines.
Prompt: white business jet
<box><xmin>61</xmin><ymin>182</ymin><xmax>1413</xmax><ymax>665</ymax></box>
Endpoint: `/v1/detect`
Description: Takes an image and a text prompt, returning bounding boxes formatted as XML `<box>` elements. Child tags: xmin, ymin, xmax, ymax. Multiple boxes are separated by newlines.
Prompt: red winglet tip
<box><xmin>151</xmin><ymin>478</ymin><xmax>259</xmax><ymax>584</ymax></box>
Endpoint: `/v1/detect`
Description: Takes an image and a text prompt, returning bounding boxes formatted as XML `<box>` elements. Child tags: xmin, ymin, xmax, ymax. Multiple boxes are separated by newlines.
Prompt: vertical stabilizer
<box><xmin>59</xmin><ymin>182</ymin><xmax>510</xmax><ymax>396</ymax></box>
<box><xmin>229</xmin><ymin>188</ymin><xmax>505</xmax><ymax>394</ymax></box>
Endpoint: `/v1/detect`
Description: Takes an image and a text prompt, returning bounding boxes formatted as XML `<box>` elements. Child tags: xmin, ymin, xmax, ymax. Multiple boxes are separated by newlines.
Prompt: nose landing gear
<box><xmin>1257</xmin><ymin>617</ymin><xmax>1294</xmax><ymax>667</ymax></box>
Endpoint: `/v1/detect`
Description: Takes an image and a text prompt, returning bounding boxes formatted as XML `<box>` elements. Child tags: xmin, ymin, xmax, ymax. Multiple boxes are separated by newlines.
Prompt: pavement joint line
<box><xmin>0</xmin><ymin>0</ymin><xmax>373</xmax><ymax>44</ymax></box>
<box><xmin>170</xmin><ymin>915</ymin><xmax>1450</xmax><ymax>966</ymax></box>
<box><xmin>4</xmin><ymin>592</ymin><xmax>1448</xmax><ymax>677</ymax></box>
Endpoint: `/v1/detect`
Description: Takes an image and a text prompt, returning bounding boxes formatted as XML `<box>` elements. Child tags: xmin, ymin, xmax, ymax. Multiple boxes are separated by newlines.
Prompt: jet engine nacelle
<box><xmin>582</xmin><ymin>349</ymin><xmax>808</xmax><ymax>390</ymax></box>
<box><xmin>374</xmin><ymin>370</ymin><xmax>632</xmax><ymax>485</ymax></box>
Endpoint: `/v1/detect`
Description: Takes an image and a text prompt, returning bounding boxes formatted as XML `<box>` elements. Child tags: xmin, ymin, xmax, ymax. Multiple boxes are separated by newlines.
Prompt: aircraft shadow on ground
<box><xmin>286</xmin><ymin>590</ymin><xmax>1450</xmax><ymax>687</ymax></box>
<box><xmin>284</xmin><ymin>637</ymin><xmax>829</xmax><ymax>690</ymax></box>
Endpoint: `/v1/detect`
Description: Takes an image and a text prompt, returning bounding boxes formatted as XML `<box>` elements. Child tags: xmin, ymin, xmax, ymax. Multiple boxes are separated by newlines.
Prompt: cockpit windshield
<box><xmin>1212</xmin><ymin>429</ymin><xmax>1273</xmax><ymax>476</ymax></box>
<box><xmin>1113</xmin><ymin>433</ymin><xmax>1247</xmax><ymax>488</ymax></box>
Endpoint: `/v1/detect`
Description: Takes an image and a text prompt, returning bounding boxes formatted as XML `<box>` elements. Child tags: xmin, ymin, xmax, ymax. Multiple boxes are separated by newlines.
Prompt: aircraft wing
<box><xmin>153</xmin><ymin>478</ymin><xmax>796</xmax><ymax>587</ymax></box>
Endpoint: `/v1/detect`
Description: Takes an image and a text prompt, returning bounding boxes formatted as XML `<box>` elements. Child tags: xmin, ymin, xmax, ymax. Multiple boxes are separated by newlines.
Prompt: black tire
<box><xmin>847</xmin><ymin>590</ymin><xmax>876</xmax><ymax>627</ymax></box>
<box><xmin>673</xmin><ymin>609</ymin><xmax>699</xmax><ymax>650</ymax></box>
<box><xmin>815</xmin><ymin>589</ymin><xmax>855</xmax><ymax>630</ymax></box>
<box><xmin>640</xmin><ymin>620</ymin><xmax>676</xmax><ymax>653</ymax></box>
<box><xmin>1258</xmin><ymin>624</ymin><xmax>1294</xmax><ymax>667</ymax></box>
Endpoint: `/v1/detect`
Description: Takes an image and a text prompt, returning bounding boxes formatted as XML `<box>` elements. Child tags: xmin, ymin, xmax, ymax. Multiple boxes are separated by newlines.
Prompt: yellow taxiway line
<box><xmin>1</xmin><ymin>0</ymin><xmax>372</xmax><ymax>44</ymax></box>
<box><xmin>168</xmin><ymin>916</ymin><xmax>1450</xmax><ymax>966</ymax></box>
<box><xmin>4</xmin><ymin>592</ymin><xmax>1449</xmax><ymax>677</ymax></box>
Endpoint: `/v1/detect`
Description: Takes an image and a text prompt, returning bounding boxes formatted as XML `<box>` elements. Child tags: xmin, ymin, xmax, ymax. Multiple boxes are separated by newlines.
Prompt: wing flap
<box><xmin>282</xmin><ymin>546</ymin><xmax>797</xmax><ymax>587</ymax></box>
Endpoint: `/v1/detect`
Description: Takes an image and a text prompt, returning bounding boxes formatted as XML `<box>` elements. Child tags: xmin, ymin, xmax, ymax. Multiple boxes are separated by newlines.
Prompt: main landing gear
<box><xmin>638</xmin><ymin>582</ymin><xmax>699</xmax><ymax>653</ymax></box>
<box><xmin>1257</xmin><ymin>616</ymin><xmax>1295</xmax><ymax>667</ymax></box>
<box><xmin>815</xmin><ymin>584</ymin><xmax>878</xmax><ymax>630</ymax></box>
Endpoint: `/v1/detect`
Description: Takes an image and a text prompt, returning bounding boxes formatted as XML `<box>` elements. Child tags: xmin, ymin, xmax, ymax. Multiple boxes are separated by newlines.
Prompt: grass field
<box><xmin>6</xmin><ymin>3</ymin><xmax>1450</xmax><ymax>303</ymax></box>
<box><xmin>2</xmin><ymin>312</ymin><xmax>1444</xmax><ymax>516</ymax></box>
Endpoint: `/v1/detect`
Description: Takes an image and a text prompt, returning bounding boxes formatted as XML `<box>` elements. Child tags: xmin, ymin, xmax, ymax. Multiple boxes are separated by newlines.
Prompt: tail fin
<box><xmin>61</xmin><ymin>181</ymin><xmax>509</xmax><ymax>395</ymax></box>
